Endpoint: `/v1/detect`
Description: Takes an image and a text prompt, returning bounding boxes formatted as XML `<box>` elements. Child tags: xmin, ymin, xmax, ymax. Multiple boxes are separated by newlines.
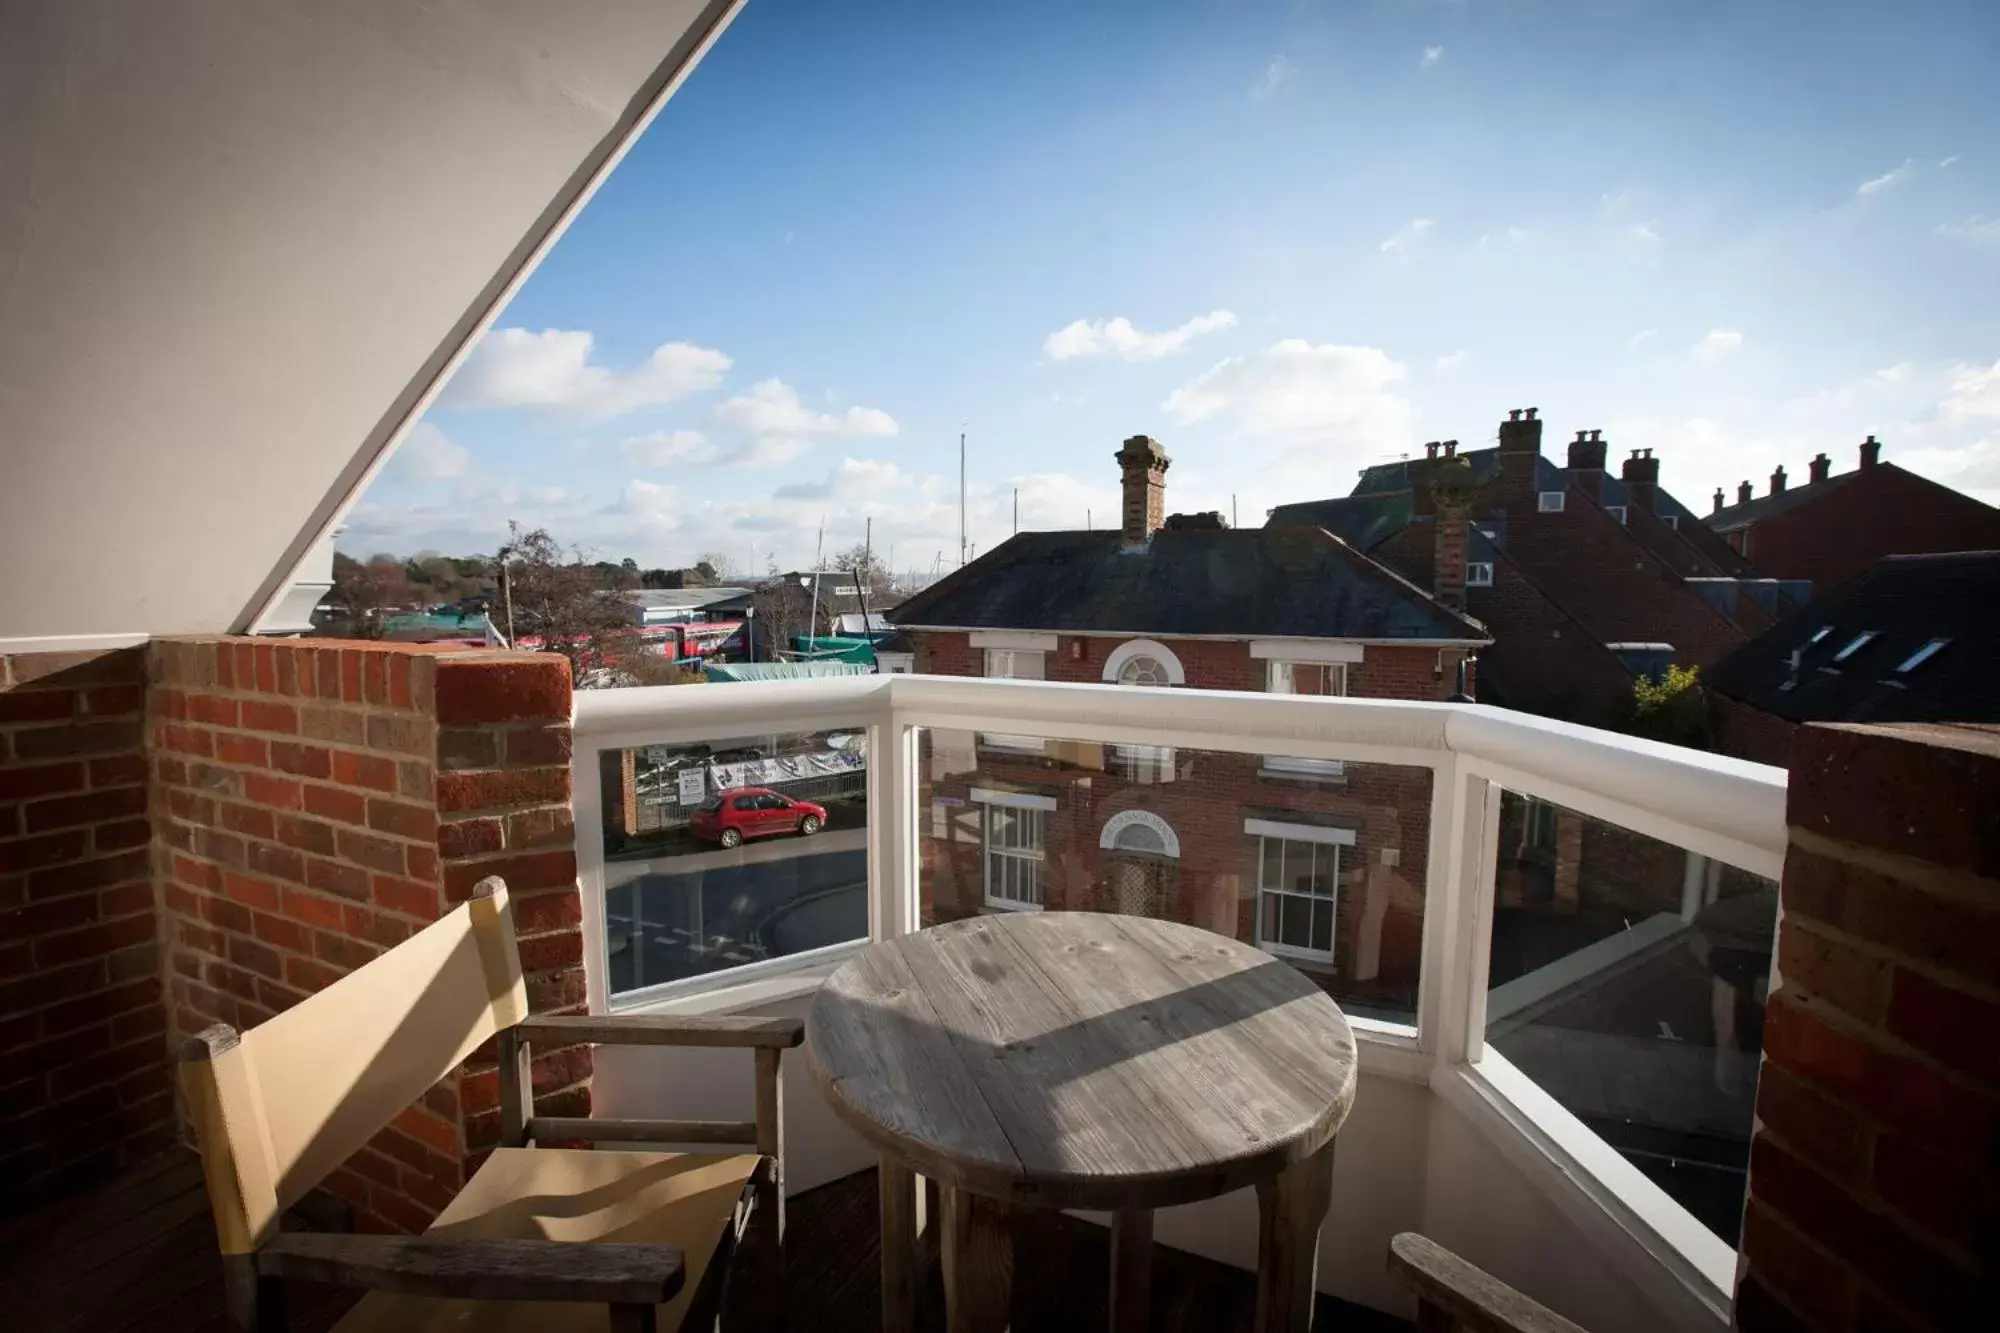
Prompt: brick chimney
<box><xmin>1859</xmin><ymin>434</ymin><xmax>1881</xmax><ymax>470</ymax></box>
<box><xmin>1771</xmin><ymin>466</ymin><xmax>1788</xmax><ymax>496</ymax></box>
<box><xmin>1620</xmin><ymin>447</ymin><xmax>1660</xmax><ymax>517</ymax></box>
<box><xmin>1713</xmin><ymin>487</ymin><xmax>1725</xmax><ymax>513</ymax></box>
<box><xmin>1567</xmin><ymin>429</ymin><xmax>1607</xmax><ymax>499</ymax></box>
<box><xmin>1738</xmin><ymin>480</ymin><xmax>1753</xmax><ymax>505</ymax></box>
<box><xmin>1115</xmin><ymin>435</ymin><xmax>1170</xmax><ymax>546</ymax></box>
<box><xmin>1808</xmin><ymin>452</ymin><xmax>1831</xmax><ymax>484</ymax></box>
<box><xmin>1497</xmin><ymin>407</ymin><xmax>1542</xmax><ymax>498</ymax></box>
<box><xmin>1430</xmin><ymin>440</ymin><xmax>1478</xmax><ymax>613</ymax></box>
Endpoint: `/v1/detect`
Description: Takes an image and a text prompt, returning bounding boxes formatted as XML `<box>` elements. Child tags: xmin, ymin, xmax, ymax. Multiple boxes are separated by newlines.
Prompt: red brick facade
<box><xmin>1</xmin><ymin>647</ymin><xmax>168</xmax><ymax>1205</ymax></box>
<box><xmin>150</xmin><ymin>638</ymin><xmax>585</xmax><ymax>1232</ymax></box>
<box><xmin>1715</xmin><ymin>461</ymin><xmax>2000</xmax><ymax>595</ymax></box>
<box><xmin>1</xmin><ymin>636</ymin><xmax>585</xmax><ymax>1225</ymax></box>
<box><xmin>908</xmin><ymin>631</ymin><xmax>1454</xmax><ymax>1013</ymax></box>
<box><xmin>1736</xmin><ymin>723</ymin><xmax>1999</xmax><ymax>1332</ymax></box>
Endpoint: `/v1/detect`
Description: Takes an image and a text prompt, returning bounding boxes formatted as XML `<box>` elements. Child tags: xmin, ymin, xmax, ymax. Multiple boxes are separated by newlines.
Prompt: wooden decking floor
<box><xmin>0</xmin><ymin>1151</ymin><xmax>1408</xmax><ymax>1331</ymax></box>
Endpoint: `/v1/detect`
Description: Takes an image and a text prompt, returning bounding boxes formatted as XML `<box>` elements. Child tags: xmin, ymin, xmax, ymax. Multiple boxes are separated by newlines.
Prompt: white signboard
<box><xmin>677</xmin><ymin>768</ymin><xmax>706</xmax><ymax>805</ymax></box>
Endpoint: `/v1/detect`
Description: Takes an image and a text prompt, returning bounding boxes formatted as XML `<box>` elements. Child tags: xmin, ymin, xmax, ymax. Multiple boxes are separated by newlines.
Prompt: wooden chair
<box><xmin>179</xmin><ymin>877</ymin><xmax>803</xmax><ymax>1333</ymax></box>
<box><xmin>1390</xmin><ymin>1233</ymin><xmax>1589</xmax><ymax>1333</ymax></box>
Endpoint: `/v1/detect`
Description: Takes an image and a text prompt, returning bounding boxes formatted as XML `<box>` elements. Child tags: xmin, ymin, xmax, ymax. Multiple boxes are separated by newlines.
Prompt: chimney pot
<box><xmin>1525</xmin><ymin>407</ymin><xmax>1538</xmax><ymax>420</ymax></box>
<box><xmin>1860</xmin><ymin>434</ymin><xmax>1882</xmax><ymax>470</ymax></box>
<box><xmin>1808</xmin><ymin>452</ymin><xmax>1831</xmax><ymax>484</ymax></box>
<box><xmin>1713</xmin><ymin>488</ymin><xmax>1725</xmax><ymax>513</ymax></box>
<box><xmin>1114</xmin><ymin>434</ymin><xmax>1171</xmax><ymax>545</ymax></box>
<box><xmin>1509</xmin><ymin>409</ymin><xmax>1523</xmax><ymax>422</ymax></box>
<box><xmin>1424</xmin><ymin>440</ymin><xmax>1439</xmax><ymax>459</ymax></box>
<box><xmin>1589</xmin><ymin>429</ymin><xmax>1601</xmax><ymax>443</ymax></box>
<box><xmin>1443</xmin><ymin>439</ymin><xmax>1458</xmax><ymax>458</ymax></box>
<box><xmin>1770</xmin><ymin>466</ymin><xmax>1788</xmax><ymax>495</ymax></box>
<box><xmin>1737</xmin><ymin>480</ymin><xmax>1752</xmax><ymax>504</ymax></box>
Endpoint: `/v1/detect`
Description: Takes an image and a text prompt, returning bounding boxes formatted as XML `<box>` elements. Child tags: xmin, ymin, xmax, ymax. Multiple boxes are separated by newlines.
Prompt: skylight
<box><xmin>1896</xmin><ymin>638</ymin><xmax>1950</xmax><ymax>674</ymax></box>
<box><xmin>1808</xmin><ymin>626</ymin><xmax>1834</xmax><ymax>646</ymax></box>
<box><xmin>1832</xmin><ymin>631</ymin><xmax>1878</xmax><ymax>663</ymax></box>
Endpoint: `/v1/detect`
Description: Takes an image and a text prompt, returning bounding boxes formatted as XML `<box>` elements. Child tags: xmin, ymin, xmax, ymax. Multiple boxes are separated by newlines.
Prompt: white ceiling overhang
<box><xmin>0</xmin><ymin>0</ymin><xmax>743</xmax><ymax>646</ymax></box>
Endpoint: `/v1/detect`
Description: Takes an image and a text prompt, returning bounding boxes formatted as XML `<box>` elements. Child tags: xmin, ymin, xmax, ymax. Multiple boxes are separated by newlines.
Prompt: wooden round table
<box><xmin>806</xmin><ymin>911</ymin><xmax>1358</xmax><ymax>1333</ymax></box>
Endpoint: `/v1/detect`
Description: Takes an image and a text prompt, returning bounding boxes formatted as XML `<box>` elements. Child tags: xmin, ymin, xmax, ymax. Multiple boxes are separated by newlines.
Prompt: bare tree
<box><xmin>497</xmin><ymin>523</ymin><xmax>634</xmax><ymax>680</ymax></box>
<box><xmin>750</xmin><ymin>578</ymin><xmax>813</xmax><ymax>659</ymax></box>
<box><xmin>325</xmin><ymin>552</ymin><xmax>414</xmax><ymax>638</ymax></box>
<box><xmin>829</xmin><ymin>542</ymin><xmax>895</xmax><ymax>601</ymax></box>
<box><xmin>695</xmin><ymin>550</ymin><xmax>739</xmax><ymax>584</ymax></box>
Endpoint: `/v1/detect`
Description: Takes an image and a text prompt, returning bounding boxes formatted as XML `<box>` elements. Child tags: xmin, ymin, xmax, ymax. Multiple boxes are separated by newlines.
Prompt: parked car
<box><xmin>690</xmin><ymin>787</ymin><xmax>827</xmax><ymax>848</ymax></box>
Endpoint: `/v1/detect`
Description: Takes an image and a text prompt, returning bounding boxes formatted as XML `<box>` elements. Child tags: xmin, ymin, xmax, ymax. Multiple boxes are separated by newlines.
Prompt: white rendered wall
<box><xmin>0</xmin><ymin>0</ymin><xmax>738</xmax><ymax>645</ymax></box>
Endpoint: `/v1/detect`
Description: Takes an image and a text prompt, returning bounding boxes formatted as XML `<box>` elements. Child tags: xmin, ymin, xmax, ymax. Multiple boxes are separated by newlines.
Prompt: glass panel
<box><xmin>918</xmin><ymin>727</ymin><xmax>1430</xmax><ymax>1024</ymax></box>
<box><xmin>599</xmin><ymin>727</ymin><xmax>868</xmax><ymax>999</ymax></box>
<box><xmin>1484</xmin><ymin>791</ymin><xmax>1778</xmax><ymax>1246</ymax></box>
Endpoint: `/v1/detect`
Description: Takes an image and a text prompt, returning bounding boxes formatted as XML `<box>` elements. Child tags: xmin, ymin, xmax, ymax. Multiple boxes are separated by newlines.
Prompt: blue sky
<box><xmin>345</xmin><ymin>0</ymin><xmax>2000</xmax><ymax>577</ymax></box>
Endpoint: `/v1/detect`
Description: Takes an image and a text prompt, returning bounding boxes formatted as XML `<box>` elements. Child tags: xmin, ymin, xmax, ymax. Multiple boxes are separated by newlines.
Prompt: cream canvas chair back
<box><xmin>181</xmin><ymin>878</ymin><xmax>528</xmax><ymax>1254</ymax></box>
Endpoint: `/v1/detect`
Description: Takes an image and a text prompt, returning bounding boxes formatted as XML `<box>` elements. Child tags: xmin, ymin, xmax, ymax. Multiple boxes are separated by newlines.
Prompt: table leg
<box><xmin>941</xmin><ymin>1186</ymin><xmax>1014</xmax><ymax>1333</ymax></box>
<box><xmin>1110</xmin><ymin>1209</ymin><xmax>1153</xmax><ymax>1333</ymax></box>
<box><xmin>879</xmin><ymin>1155</ymin><xmax>922</xmax><ymax>1333</ymax></box>
<box><xmin>1255</xmin><ymin>1139</ymin><xmax>1336</xmax><ymax>1333</ymax></box>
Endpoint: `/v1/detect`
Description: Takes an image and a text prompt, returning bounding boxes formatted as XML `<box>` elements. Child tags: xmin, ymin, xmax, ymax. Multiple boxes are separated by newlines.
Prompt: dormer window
<box><xmin>1896</xmin><ymin>638</ymin><xmax>1950</xmax><ymax>674</ymax></box>
<box><xmin>1831</xmin><ymin>631</ymin><xmax>1878</xmax><ymax>663</ymax></box>
<box><xmin>1663</xmin><ymin>514</ymin><xmax>1679</xmax><ymax>530</ymax></box>
<box><xmin>1605</xmin><ymin>505</ymin><xmax>1627</xmax><ymax>524</ymax></box>
<box><xmin>1466</xmin><ymin>562</ymin><xmax>1494</xmax><ymax>587</ymax></box>
<box><xmin>1537</xmin><ymin>491</ymin><xmax>1566</xmax><ymax>513</ymax></box>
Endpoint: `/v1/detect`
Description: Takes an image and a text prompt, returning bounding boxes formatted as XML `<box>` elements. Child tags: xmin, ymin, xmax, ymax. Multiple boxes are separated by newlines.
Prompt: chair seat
<box><xmin>332</xmin><ymin>1149</ymin><xmax>761</xmax><ymax>1332</ymax></box>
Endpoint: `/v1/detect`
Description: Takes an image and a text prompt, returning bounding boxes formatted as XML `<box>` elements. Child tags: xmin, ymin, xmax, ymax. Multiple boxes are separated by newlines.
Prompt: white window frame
<box><xmin>1261</xmin><ymin>660</ymin><xmax>1349</xmax><ymax>780</ymax></box>
<box><xmin>1605</xmin><ymin>505</ymin><xmax>1627</xmax><ymax>524</ymax></box>
<box><xmin>1662</xmin><ymin>514</ymin><xmax>1679</xmax><ymax>530</ymax></box>
<box><xmin>1537</xmin><ymin>491</ymin><xmax>1566</xmax><ymax>513</ymax></box>
<box><xmin>1466</xmin><ymin>562</ymin><xmax>1494</xmax><ymax>588</ymax></box>
<box><xmin>982</xmin><ymin>648</ymin><xmax>1048</xmax><ymax>752</ymax></box>
<box><xmin>1104</xmin><ymin>640</ymin><xmax>1182</xmax><ymax>776</ymax></box>
<box><xmin>1246</xmin><ymin>819</ymin><xmax>1356</xmax><ymax>966</ymax></box>
<box><xmin>1101</xmin><ymin>638</ymin><xmax>1186</xmax><ymax>687</ymax></box>
<box><xmin>972</xmin><ymin>788</ymin><xmax>1054</xmax><ymax>911</ymax></box>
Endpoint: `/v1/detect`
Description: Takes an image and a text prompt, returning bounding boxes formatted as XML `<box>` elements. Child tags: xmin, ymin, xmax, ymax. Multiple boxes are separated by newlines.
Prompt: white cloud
<box><xmin>1420</xmin><ymin>46</ymin><xmax>1444</xmax><ymax>69</ymax></box>
<box><xmin>1856</xmin><ymin>160</ymin><xmax>1916</xmax><ymax>196</ymax></box>
<box><xmin>1942</xmin><ymin>359</ymin><xmax>2000</xmax><ymax>421</ymax></box>
<box><xmin>1251</xmin><ymin>55</ymin><xmax>1296</xmax><ymax>99</ymax></box>
<box><xmin>1435</xmin><ymin>350</ymin><xmax>1467</xmax><ymax>373</ymax></box>
<box><xmin>1628</xmin><ymin>221</ymin><xmax>1661</xmax><ymax>244</ymax></box>
<box><xmin>1692</xmin><ymin>329</ymin><xmax>1744</xmax><ymax>364</ymax></box>
<box><xmin>1163</xmin><ymin>340</ymin><xmax>1413</xmax><ymax>450</ymax></box>
<box><xmin>1042</xmin><ymin>310</ymin><xmax>1238</xmax><ymax>362</ymax></box>
<box><xmin>1476</xmin><ymin>227</ymin><xmax>1529</xmax><ymax>249</ymax></box>
<box><xmin>622</xmin><ymin>429</ymin><xmax>718</xmax><ymax>468</ymax></box>
<box><xmin>1936</xmin><ymin>216</ymin><xmax>2000</xmax><ymax>245</ymax></box>
<box><xmin>1379</xmin><ymin>218</ymin><xmax>1435</xmax><ymax>260</ymax></box>
<box><xmin>1940</xmin><ymin>154</ymin><xmax>1961</xmax><ymax>168</ymax></box>
<box><xmin>712</xmin><ymin>378</ymin><xmax>899</xmax><ymax>440</ymax></box>
<box><xmin>1599</xmin><ymin>190</ymin><xmax>1632</xmax><ymax>216</ymax></box>
<box><xmin>1630</xmin><ymin>329</ymin><xmax>1659</xmax><ymax>348</ymax></box>
<box><xmin>772</xmin><ymin>457</ymin><xmax>917</xmax><ymax>502</ymax></box>
<box><xmin>443</xmin><ymin>327</ymin><xmax>731</xmax><ymax>417</ymax></box>
<box><xmin>395</xmin><ymin>421</ymin><xmax>468</xmax><ymax>483</ymax></box>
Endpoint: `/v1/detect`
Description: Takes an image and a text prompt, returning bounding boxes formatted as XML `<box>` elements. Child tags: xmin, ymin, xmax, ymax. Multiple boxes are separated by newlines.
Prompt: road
<box><xmin>604</xmin><ymin>827</ymin><xmax>867</xmax><ymax>996</ymax></box>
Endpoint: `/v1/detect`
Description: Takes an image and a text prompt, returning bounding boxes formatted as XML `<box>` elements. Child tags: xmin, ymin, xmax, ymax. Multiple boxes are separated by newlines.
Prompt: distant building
<box><xmin>1272</xmin><ymin>411</ymin><xmax>1804</xmax><ymax>729</ymax></box>
<box><xmin>622</xmin><ymin>586</ymin><xmax>750</xmax><ymax>625</ymax></box>
<box><xmin>1705</xmin><ymin>436</ymin><xmax>2000</xmax><ymax>593</ymax></box>
<box><xmin>1707</xmin><ymin>550</ymin><xmax>2000</xmax><ymax>765</ymax></box>
<box><xmin>887</xmin><ymin>435</ymin><xmax>1490</xmax><ymax>1016</ymax></box>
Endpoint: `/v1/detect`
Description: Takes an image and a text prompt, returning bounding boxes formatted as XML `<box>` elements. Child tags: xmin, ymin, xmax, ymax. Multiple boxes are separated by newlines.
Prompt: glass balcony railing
<box><xmin>569</xmin><ymin>672</ymin><xmax>1788</xmax><ymax>1314</ymax></box>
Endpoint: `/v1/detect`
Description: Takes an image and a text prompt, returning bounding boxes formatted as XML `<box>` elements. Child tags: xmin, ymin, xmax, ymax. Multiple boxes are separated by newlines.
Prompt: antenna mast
<box><xmin>958</xmin><ymin>429</ymin><xmax>967</xmax><ymax>567</ymax></box>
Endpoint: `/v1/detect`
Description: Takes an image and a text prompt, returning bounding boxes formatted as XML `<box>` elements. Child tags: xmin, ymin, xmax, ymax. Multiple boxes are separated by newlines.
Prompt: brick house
<box><xmin>1272</xmin><ymin>409</ymin><xmax>1810</xmax><ymax>729</ymax></box>
<box><xmin>1707</xmin><ymin>550</ymin><xmax>2000</xmax><ymax>765</ymax></box>
<box><xmin>886</xmin><ymin>435</ymin><xmax>1491</xmax><ymax>1016</ymax></box>
<box><xmin>1705</xmin><ymin>435</ymin><xmax>2000</xmax><ymax>594</ymax></box>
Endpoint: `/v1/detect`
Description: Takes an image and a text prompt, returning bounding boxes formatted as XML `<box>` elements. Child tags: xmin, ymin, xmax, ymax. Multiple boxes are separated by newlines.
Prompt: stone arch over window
<box><xmin>1099</xmin><ymin>809</ymin><xmax>1181</xmax><ymax>860</ymax></box>
<box><xmin>1102</xmin><ymin>638</ymin><xmax>1185</xmax><ymax>687</ymax></box>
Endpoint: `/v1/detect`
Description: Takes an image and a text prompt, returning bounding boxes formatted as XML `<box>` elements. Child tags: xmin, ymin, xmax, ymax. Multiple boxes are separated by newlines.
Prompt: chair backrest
<box><xmin>180</xmin><ymin>877</ymin><xmax>528</xmax><ymax>1253</ymax></box>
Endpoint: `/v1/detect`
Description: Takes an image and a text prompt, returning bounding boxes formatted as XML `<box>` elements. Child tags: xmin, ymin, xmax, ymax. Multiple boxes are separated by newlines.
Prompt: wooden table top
<box><xmin>806</xmin><ymin>912</ymin><xmax>1358</xmax><ymax>1212</ymax></box>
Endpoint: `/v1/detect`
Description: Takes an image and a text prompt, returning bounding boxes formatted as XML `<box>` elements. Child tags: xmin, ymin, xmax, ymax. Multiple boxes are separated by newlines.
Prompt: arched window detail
<box><xmin>1098</xmin><ymin>809</ymin><xmax>1181</xmax><ymax>859</ymax></box>
<box><xmin>1101</xmin><ymin>638</ymin><xmax>1185</xmax><ymax>687</ymax></box>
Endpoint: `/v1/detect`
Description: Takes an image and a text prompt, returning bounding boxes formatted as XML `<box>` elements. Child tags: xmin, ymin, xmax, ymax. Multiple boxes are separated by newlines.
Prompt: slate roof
<box><xmin>1706</xmin><ymin>551</ymin><xmax>2000</xmax><ymax>724</ymax></box>
<box><xmin>886</xmin><ymin>527</ymin><xmax>1488</xmax><ymax>642</ymax></box>
<box><xmin>1706</xmin><ymin>472</ymin><xmax>1859</xmax><ymax>534</ymax></box>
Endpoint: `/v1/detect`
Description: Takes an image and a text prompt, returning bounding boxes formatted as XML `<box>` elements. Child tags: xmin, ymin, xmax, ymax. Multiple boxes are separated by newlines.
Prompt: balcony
<box><xmin>568</xmin><ymin>671</ymin><xmax>1789</xmax><ymax>1330</ymax></box>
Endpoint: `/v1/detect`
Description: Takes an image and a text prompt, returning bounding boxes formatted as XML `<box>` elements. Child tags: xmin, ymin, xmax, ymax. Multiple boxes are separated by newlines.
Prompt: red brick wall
<box><xmin>1736</xmin><ymin>723</ymin><xmax>1999</xmax><ymax>1332</ymax></box>
<box><xmin>150</xmin><ymin>638</ymin><xmax>585</xmax><ymax>1233</ymax></box>
<box><xmin>908</xmin><ymin>631</ymin><xmax>1445</xmax><ymax>1012</ymax></box>
<box><xmin>1729</xmin><ymin>464</ymin><xmax>2000</xmax><ymax>594</ymax></box>
<box><xmin>1</xmin><ymin>647</ymin><xmax>169</xmax><ymax>1207</ymax></box>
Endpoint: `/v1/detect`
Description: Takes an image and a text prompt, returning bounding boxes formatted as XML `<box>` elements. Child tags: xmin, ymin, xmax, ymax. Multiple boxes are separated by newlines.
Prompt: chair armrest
<box><xmin>516</xmin><ymin>1014</ymin><xmax>805</xmax><ymax>1050</ymax></box>
<box><xmin>256</xmin><ymin>1232</ymin><xmax>685</xmax><ymax>1306</ymax></box>
<box><xmin>1388</xmin><ymin>1233</ymin><xmax>1587</xmax><ymax>1333</ymax></box>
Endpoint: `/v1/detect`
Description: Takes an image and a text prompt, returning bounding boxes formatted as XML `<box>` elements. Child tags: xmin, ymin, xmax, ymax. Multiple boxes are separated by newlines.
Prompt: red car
<box><xmin>691</xmin><ymin>787</ymin><xmax>827</xmax><ymax>849</ymax></box>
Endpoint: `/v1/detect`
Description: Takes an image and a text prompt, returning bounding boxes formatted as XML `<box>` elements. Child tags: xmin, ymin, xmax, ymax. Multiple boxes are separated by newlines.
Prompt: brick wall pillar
<box><xmin>151</xmin><ymin>638</ymin><xmax>585</xmax><ymax>1232</ymax></box>
<box><xmin>1</xmin><ymin>648</ymin><xmax>167</xmax><ymax>1207</ymax></box>
<box><xmin>1736</xmin><ymin>723</ymin><xmax>1998</xmax><ymax>1333</ymax></box>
